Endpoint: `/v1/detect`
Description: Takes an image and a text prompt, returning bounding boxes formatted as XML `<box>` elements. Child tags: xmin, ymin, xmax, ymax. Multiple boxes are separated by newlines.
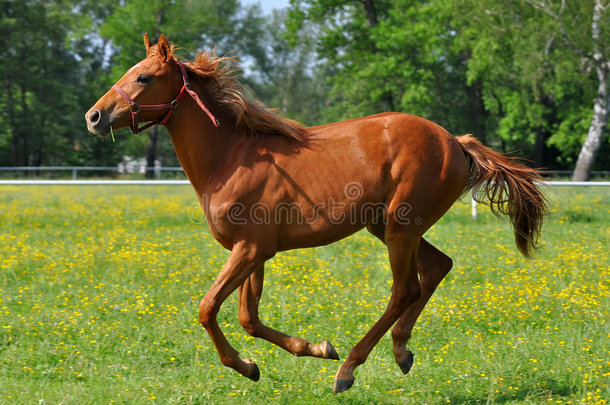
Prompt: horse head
<box><xmin>85</xmin><ymin>34</ymin><xmax>184</xmax><ymax>135</ymax></box>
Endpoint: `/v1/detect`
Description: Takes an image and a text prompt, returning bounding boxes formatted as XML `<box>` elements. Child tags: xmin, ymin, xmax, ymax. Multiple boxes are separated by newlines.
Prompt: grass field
<box><xmin>0</xmin><ymin>185</ymin><xmax>608</xmax><ymax>404</ymax></box>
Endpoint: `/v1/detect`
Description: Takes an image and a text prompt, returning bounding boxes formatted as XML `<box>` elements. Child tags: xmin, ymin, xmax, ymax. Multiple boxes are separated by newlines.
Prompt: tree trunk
<box><xmin>359</xmin><ymin>0</ymin><xmax>394</xmax><ymax>111</ymax></box>
<box><xmin>534</xmin><ymin>93</ymin><xmax>554</xmax><ymax>168</ymax></box>
<box><xmin>573</xmin><ymin>64</ymin><xmax>608</xmax><ymax>181</ymax></box>
<box><xmin>34</xmin><ymin>116</ymin><xmax>45</xmax><ymax>167</ymax></box>
<box><xmin>534</xmin><ymin>129</ymin><xmax>546</xmax><ymax>168</ymax></box>
<box><xmin>20</xmin><ymin>84</ymin><xmax>29</xmax><ymax>166</ymax></box>
<box><xmin>4</xmin><ymin>77</ymin><xmax>19</xmax><ymax>166</ymax></box>
<box><xmin>467</xmin><ymin>80</ymin><xmax>487</xmax><ymax>143</ymax></box>
<box><xmin>145</xmin><ymin>126</ymin><xmax>159</xmax><ymax>179</ymax></box>
<box><xmin>573</xmin><ymin>0</ymin><xmax>608</xmax><ymax>181</ymax></box>
<box><xmin>361</xmin><ymin>0</ymin><xmax>379</xmax><ymax>27</ymax></box>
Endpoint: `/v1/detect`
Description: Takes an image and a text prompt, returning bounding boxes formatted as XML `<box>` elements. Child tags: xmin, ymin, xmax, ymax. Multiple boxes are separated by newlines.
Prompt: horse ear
<box><xmin>144</xmin><ymin>33</ymin><xmax>152</xmax><ymax>56</ymax></box>
<box><xmin>157</xmin><ymin>34</ymin><xmax>172</xmax><ymax>62</ymax></box>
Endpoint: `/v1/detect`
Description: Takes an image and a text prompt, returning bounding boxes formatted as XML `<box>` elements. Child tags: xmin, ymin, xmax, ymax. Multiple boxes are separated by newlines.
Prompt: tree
<box><xmin>0</xmin><ymin>0</ymin><xmax>84</xmax><ymax>166</ymax></box>
<box><xmin>68</xmin><ymin>0</ymin><xmax>124</xmax><ymax>167</ymax></box>
<box><xmin>523</xmin><ymin>0</ymin><xmax>609</xmax><ymax>180</ymax></box>
<box><xmin>288</xmin><ymin>0</ymin><xmax>609</xmax><ymax>174</ymax></box>
<box><xmin>98</xmin><ymin>0</ymin><xmax>278</xmax><ymax>174</ymax></box>
<box><xmin>454</xmin><ymin>0</ymin><xmax>609</xmax><ymax>176</ymax></box>
<box><xmin>287</xmin><ymin>0</ymin><xmax>486</xmax><ymax>134</ymax></box>
<box><xmin>0</xmin><ymin>0</ymin><xmax>313</xmax><ymax>169</ymax></box>
<box><xmin>100</xmin><ymin>0</ymin><xmax>208</xmax><ymax>176</ymax></box>
<box><xmin>244</xmin><ymin>9</ymin><xmax>329</xmax><ymax>126</ymax></box>
<box><xmin>453</xmin><ymin>0</ymin><xmax>564</xmax><ymax>163</ymax></box>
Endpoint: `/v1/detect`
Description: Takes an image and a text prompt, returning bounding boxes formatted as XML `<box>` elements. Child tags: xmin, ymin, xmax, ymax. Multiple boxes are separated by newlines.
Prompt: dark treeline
<box><xmin>1</xmin><ymin>0</ymin><xmax>608</xmax><ymax>180</ymax></box>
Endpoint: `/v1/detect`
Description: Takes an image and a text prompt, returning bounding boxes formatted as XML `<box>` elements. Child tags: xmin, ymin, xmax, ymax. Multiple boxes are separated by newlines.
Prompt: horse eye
<box><xmin>137</xmin><ymin>75</ymin><xmax>149</xmax><ymax>84</ymax></box>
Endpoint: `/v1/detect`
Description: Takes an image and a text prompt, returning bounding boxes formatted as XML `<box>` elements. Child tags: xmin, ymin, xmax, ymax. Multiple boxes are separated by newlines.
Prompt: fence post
<box><xmin>72</xmin><ymin>167</ymin><xmax>77</xmax><ymax>180</ymax></box>
<box><xmin>471</xmin><ymin>192</ymin><xmax>478</xmax><ymax>220</ymax></box>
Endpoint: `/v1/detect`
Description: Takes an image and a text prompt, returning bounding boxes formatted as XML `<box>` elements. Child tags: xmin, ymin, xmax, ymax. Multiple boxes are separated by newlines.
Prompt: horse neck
<box><xmin>165</xmin><ymin>88</ymin><xmax>245</xmax><ymax>197</ymax></box>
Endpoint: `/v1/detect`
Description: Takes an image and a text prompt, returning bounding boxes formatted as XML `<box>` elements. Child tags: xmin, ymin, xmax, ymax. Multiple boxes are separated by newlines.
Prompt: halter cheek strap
<box><xmin>112</xmin><ymin>60</ymin><xmax>219</xmax><ymax>134</ymax></box>
<box><xmin>176</xmin><ymin>62</ymin><xmax>219</xmax><ymax>128</ymax></box>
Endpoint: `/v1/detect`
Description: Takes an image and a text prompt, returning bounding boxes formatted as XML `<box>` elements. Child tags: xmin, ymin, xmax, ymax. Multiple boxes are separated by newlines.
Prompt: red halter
<box><xmin>112</xmin><ymin>60</ymin><xmax>219</xmax><ymax>134</ymax></box>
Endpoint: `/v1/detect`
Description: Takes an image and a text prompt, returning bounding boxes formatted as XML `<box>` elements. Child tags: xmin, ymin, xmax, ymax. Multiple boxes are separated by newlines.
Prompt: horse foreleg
<box><xmin>333</xmin><ymin>231</ymin><xmax>421</xmax><ymax>393</ymax></box>
<box><xmin>199</xmin><ymin>241</ymin><xmax>271</xmax><ymax>381</ymax></box>
<box><xmin>238</xmin><ymin>263</ymin><xmax>339</xmax><ymax>360</ymax></box>
<box><xmin>391</xmin><ymin>238</ymin><xmax>453</xmax><ymax>375</ymax></box>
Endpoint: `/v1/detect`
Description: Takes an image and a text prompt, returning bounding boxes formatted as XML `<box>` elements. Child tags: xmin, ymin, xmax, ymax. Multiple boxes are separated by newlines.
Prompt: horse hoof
<box><xmin>333</xmin><ymin>377</ymin><xmax>354</xmax><ymax>393</ymax></box>
<box><xmin>321</xmin><ymin>340</ymin><xmax>340</xmax><ymax>360</ymax></box>
<box><xmin>398</xmin><ymin>350</ymin><xmax>414</xmax><ymax>375</ymax></box>
<box><xmin>244</xmin><ymin>359</ymin><xmax>260</xmax><ymax>382</ymax></box>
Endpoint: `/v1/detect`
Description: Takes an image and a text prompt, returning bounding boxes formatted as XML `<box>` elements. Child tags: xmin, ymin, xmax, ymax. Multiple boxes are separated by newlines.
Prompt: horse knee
<box><xmin>219</xmin><ymin>353</ymin><xmax>240</xmax><ymax>368</ymax></box>
<box><xmin>198</xmin><ymin>297</ymin><xmax>218</xmax><ymax>328</ymax></box>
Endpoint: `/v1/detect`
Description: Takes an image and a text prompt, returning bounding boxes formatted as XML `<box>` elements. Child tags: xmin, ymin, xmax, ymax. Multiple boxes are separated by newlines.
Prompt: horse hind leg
<box><xmin>391</xmin><ymin>238</ymin><xmax>453</xmax><ymax>375</ymax></box>
<box><xmin>367</xmin><ymin>221</ymin><xmax>453</xmax><ymax>375</ymax></box>
<box><xmin>333</xmin><ymin>228</ymin><xmax>421</xmax><ymax>393</ymax></box>
<box><xmin>238</xmin><ymin>264</ymin><xmax>339</xmax><ymax>361</ymax></box>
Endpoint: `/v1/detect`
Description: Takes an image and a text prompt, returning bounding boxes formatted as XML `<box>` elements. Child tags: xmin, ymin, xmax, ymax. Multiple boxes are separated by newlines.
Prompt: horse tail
<box><xmin>456</xmin><ymin>134</ymin><xmax>547</xmax><ymax>258</ymax></box>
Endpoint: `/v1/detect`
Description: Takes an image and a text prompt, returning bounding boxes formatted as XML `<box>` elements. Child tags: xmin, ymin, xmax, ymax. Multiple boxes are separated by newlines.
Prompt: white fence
<box><xmin>2</xmin><ymin>166</ymin><xmax>609</xmax><ymax>181</ymax></box>
<box><xmin>469</xmin><ymin>181</ymin><xmax>610</xmax><ymax>219</ymax></box>
<box><xmin>0</xmin><ymin>165</ymin><xmax>185</xmax><ymax>180</ymax></box>
<box><xmin>1</xmin><ymin>177</ymin><xmax>608</xmax><ymax>220</ymax></box>
<box><xmin>0</xmin><ymin>179</ymin><xmax>189</xmax><ymax>185</ymax></box>
<box><xmin>1</xmin><ymin>180</ymin><xmax>608</xmax><ymax>186</ymax></box>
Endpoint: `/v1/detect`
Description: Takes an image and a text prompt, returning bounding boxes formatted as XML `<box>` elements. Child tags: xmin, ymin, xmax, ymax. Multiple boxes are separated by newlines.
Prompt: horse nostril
<box><xmin>88</xmin><ymin>109</ymin><xmax>102</xmax><ymax>126</ymax></box>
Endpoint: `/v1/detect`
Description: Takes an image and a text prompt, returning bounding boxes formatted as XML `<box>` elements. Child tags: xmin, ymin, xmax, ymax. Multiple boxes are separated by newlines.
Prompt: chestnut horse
<box><xmin>86</xmin><ymin>35</ymin><xmax>546</xmax><ymax>393</ymax></box>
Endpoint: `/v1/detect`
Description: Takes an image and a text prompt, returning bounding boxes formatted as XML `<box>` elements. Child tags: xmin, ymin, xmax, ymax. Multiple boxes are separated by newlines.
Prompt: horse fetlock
<box><xmin>391</xmin><ymin>327</ymin><xmax>411</xmax><ymax>343</ymax></box>
<box><xmin>219</xmin><ymin>353</ymin><xmax>240</xmax><ymax>369</ymax></box>
<box><xmin>320</xmin><ymin>340</ymin><xmax>340</xmax><ymax>360</ymax></box>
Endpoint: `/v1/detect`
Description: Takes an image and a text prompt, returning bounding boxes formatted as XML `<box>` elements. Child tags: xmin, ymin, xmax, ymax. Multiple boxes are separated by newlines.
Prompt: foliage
<box><xmin>288</xmin><ymin>0</ymin><xmax>475</xmax><ymax>130</ymax></box>
<box><xmin>0</xmin><ymin>0</ymin><xmax>608</xmax><ymax>171</ymax></box>
<box><xmin>287</xmin><ymin>0</ymin><xmax>609</xmax><ymax>170</ymax></box>
<box><xmin>0</xmin><ymin>185</ymin><xmax>608</xmax><ymax>403</ymax></box>
<box><xmin>454</xmin><ymin>0</ymin><xmax>609</xmax><ymax>169</ymax></box>
<box><xmin>0</xmin><ymin>0</ymin><xmax>84</xmax><ymax>166</ymax></box>
<box><xmin>244</xmin><ymin>9</ymin><xmax>329</xmax><ymax>126</ymax></box>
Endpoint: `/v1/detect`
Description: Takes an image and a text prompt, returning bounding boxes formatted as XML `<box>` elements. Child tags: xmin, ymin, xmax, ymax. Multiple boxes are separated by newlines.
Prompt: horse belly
<box><xmin>272</xmin><ymin>195</ymin><xmax>387</xmax><ymax>250</ymax></box>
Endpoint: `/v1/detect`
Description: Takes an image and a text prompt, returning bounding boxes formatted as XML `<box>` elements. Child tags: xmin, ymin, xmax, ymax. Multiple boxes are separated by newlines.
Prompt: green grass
<box><xmin>0</xmin><ymin>185</ymin><xmax>608</xmax><ymax>404</ymax></box>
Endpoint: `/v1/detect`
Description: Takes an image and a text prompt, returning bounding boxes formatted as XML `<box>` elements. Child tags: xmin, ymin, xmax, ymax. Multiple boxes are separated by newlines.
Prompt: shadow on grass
<box><xmin>442</xmin><ymin>377</ymin><xmax>576</xmax><ymax>404</ymax></box>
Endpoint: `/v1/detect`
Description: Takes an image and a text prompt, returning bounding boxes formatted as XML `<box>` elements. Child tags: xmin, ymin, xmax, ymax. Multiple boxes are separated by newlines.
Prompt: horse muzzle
<box><xmin>85</xmin><ymin>108</ymin><xmax>112</xmax><ymax>136</ymax></box>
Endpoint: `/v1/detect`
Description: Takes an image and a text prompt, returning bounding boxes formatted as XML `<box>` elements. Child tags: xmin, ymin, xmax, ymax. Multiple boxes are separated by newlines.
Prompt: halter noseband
<box><xmin>112</xmin><ymin>60</ymin><xmax>219</xmax><ymax>134</ymax></box>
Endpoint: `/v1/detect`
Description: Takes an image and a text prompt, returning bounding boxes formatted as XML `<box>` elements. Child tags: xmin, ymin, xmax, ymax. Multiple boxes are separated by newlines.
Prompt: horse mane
<box><xmin>175</xmin><ymin>50</ymin><xmax>307</xmax><ymax>141</ymax></box>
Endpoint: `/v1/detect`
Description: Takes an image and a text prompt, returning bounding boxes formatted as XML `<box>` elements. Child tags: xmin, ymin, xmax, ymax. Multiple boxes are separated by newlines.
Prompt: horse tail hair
<box><xmin>456</xmin><ymin>134</ymin><xmax>547</xmax><ymax>258</ymax></box>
